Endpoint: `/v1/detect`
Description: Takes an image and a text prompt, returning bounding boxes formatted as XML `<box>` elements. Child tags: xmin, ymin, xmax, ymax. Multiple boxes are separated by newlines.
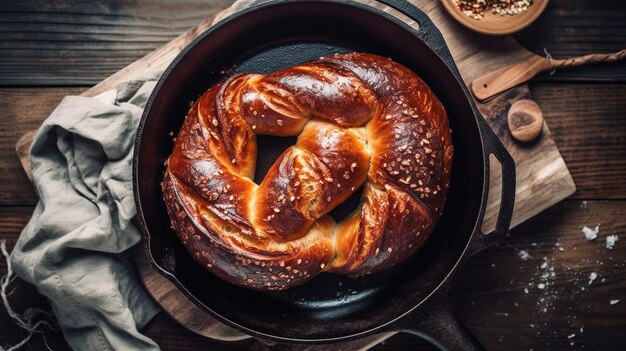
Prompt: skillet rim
<box><xmin>133</xmin><ymin>0</ymin><xmax>488</xmax><ymax>343</ymax></box>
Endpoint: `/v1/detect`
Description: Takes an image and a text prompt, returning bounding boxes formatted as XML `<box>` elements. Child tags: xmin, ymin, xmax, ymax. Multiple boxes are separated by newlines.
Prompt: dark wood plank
<box><xmin>0</xmin><ymin>0</ymin><xmax>624</xmax><ymax>86</ymax></box>
<box><xmin>2</xmin><ymin>201</ymin><xmax>626</xmax><ymax>350</ymax></box>
<box><xmin>455</xmin><ymin>200</ymin><xmax>626</xmax><ymax>351</ymax></box>
<box><xmin>514</xmin><ymin>0</ymin><xmax>626</xmax><ymax>82</ymax></box>
<box><xmin>0</xmin><ymin>87</ymin><xmax>84</xmax><ymax>205</ymax></box>
<box><xmin>531</xmin><ymin>83</ymin><xmax>626</xmax><ymax>199</ymax></box>
<box><xmin>0</xmin><ymin>0</ymin><xmax>234</xmax><ymax>86</ymax></box>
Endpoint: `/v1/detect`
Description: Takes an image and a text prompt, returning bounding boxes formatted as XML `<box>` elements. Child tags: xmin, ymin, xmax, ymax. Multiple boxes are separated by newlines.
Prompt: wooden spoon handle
<box><xmin>472</xmin><ymin>48</ymin><xmax>626</xmax><ymax>101</ymax></box>
<box><xmin>471</xmin><ymin>55</ymin><xmax>550</xmax><ymax>101</ymax></box>
<box><xmin>554</xmin><ymin>49</ymin><xmax>626</xmax><ymax>68</ymax></box>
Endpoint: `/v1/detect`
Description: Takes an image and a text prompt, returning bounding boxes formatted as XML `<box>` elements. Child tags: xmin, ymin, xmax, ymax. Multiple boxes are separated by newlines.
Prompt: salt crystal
<box><xmin>518</xmin><ymin>250</ymin><xmax>531</xmax><ymax>261</ymax></box>
<box><xmin>588</xmin><ymin>272</ymin><xmax>598</xmax><ymax>285</ymax></box>
<box><xmin>537</xmin><ymin>283</ymin><xmax>546</xmax><ymax>289</ymax></box>
<box><xmin>540</xmin><ymin>262</ymin><xmax>548</xmax><ymax>269</ymax></box>
<box><xmin>610</xmin><ymin>299</ymin><xmax>620</xmax><ymax>305</ymax></box>
<box><xmin>582</xmin><ymin>225</ymin><xmax>600</xmax><ymax>241</ymax></box>
<box><xmin>568</xmin><ymin>333</ymin><xmax>575</xmax><ymax>339</ymax></box>
<box><xmin>524</xmin><ymin>288</ymin><xmax>529</xmax><ymax>294</ymax></box>
<box><xmin>606</xmin><ymin>235</ymin><xmax>619</xmax><ymax>249</ymax></box>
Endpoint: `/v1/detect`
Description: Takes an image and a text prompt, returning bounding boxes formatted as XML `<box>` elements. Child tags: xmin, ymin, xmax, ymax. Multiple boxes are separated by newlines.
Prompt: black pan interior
<box><xmin>135</xmin><ymin>0</ymin><xmax>485</xmax><ymax>342</ymax></box>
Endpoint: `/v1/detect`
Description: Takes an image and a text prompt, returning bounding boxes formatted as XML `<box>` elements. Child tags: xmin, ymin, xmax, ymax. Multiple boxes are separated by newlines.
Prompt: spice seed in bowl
<box><xmin>456</xmin><ymin>0</ymin><xmax>534</xmax><ymax>20</ymax></box>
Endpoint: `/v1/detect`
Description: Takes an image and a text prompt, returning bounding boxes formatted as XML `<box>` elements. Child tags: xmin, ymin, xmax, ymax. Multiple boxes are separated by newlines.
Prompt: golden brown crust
<box><xmin>163</xmin><ymin>53</ymin><xmax>453</xmax><ymax>290</ymax></box>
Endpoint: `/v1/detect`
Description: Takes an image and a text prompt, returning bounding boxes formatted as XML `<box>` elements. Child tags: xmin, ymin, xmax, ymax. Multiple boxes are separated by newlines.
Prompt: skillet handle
<box><xmin>467</xmin><ymin>118</ymin><xmax>517</xmax><ymax>255</ymax></box>
<box><xmin>374</xmin><ymin>0</ymin><xmax>459</xmax><ymax>73</ymax></box>
<box><xmin>371</xmin><ymin>0</ymin><xmax>517</xmax><ymax>254</ymax></box>
<box><xmin>391</xmin><ymin>287</ymin><xmax>485</xmax><ymax>351</ymax></box>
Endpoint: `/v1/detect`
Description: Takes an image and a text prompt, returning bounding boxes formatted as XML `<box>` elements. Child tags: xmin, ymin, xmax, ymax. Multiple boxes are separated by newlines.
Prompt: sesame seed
<box><xmin>325</xmin><ymin>177</ymin><xmax>334</xmax><ymax>183</ymax></box>
<box><xmin>387</xmin><ymin>247</ymin><xmax>393</xmax><ymax>253</ymax></box>
<box><xmin>229</xmin><ymin>195</ymin><xmax>234</xmax><ymax>200</ymax></box>
<box><xmin>320</xmin><ymin>263</ymin><xmax>325</xmax><ymax>269</ymax></box>
<box><xmin>350</xmin><ymin>163</ymin><xmax>357</xmax><ymax>172</ymax></box>
<box><xmin>375</xmin><ymin>248</ymin><xmax>380</xmax><ymax>255</ymax></box>
<box><xmin>290</xmin><ymin>196</ymin><xmax>295</xmax><ymax>201</ymax></box>
<box><xmin>212</xmin><ymin>119</ymin><xmax>218</xmax><ymax>126</ymax></box>
<box><xmin>277</xmin><ymin>119</ymin><xmax>284</xmax><ymax>126</ymax></box>
<box><xmin>274</xmin><ymin>208</ymin><xmax>280</xmax><ymax>213</ymax></box>
<box><xmin>252</xmin><ymin>125</ymin><xmax>257</xmax><ymax>130</ymax></box>
<box><xmin>297</xmin><ymin>259</ymin><xmax>302</xmax><ymax>264</ymax></box>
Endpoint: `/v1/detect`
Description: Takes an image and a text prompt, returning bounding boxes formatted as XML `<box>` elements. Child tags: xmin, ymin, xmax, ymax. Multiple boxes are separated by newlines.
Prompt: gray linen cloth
<box><xmin>11</xmin><ymin>79</ymin><xmax>162</xmax><ymax>351</ymax></box>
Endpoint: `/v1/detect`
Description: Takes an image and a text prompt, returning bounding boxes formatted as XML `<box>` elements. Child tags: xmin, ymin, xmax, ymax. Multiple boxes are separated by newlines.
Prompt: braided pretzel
<box><xmin>163</xmin><ymin>53</ymin><xmax>453</xmax><ymax>290</ymax></box>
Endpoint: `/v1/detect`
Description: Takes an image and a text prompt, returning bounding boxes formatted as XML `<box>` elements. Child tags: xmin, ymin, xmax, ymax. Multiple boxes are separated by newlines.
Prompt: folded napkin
<box><xmin>10</xmin><ymin>78</ymin><xmax>162</xmax><ymax>351</ymax></box>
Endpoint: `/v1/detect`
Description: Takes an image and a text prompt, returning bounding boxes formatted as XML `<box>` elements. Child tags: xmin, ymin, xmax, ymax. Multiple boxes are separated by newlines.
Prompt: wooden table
<box><xmin>1</xmin><ymin>1</ymin><xmax>625</xmax><ymax>350</ymax></box>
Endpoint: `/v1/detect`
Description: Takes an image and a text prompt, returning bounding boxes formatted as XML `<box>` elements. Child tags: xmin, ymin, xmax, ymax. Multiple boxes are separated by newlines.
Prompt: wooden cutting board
<box><xmin>15</xmin><ymin>0</ymin><xmax>576</xmax><ymax>349</ymax></box>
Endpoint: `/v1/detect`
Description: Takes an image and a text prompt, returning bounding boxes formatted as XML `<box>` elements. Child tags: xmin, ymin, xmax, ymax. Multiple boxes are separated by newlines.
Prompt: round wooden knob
<box><xmin>507</xmin><ymin>99</ymin><xmax>544</xmax><ymax>143</ymax></box>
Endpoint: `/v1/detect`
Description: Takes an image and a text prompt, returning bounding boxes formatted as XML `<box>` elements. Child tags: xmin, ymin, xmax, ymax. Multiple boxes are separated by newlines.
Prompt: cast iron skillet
<box><xmin>133</xmin><ymin>0</ymin><xmax>516</xmax><ymax>349</ymax></box>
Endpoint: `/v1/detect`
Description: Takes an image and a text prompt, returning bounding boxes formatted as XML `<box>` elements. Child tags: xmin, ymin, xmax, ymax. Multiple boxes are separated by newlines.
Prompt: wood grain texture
<box><xmin>531</xmin><ymin>84</ymin><xmax>626</xmax><ymax>200</ymax></box>
<box><xmin>0</xmin><ymin>87</ymin><xmax>84</xmax><ymax>205</ymax></box>
<box><xmin>456</xmin><ymin>200</ymin><xmax>626</xmax><ymax>351</ymax></box>
<box><xmin>514</xmin><ymin>0</ymin><xmax>626</xmax><ymax>82</ymax></box>
<box><xmin>0</xmin><ymin>0</ymin><xmax>236</xmax><ymax>86</ymax></box>
<box><xmin>0</xmin><ymin>0</ymin><xmax>624</xmax><ymax>86</ymax></box>
<box><xmin>478</xmin><ymin>85</ymin><xmax>575</xmax><ymax>232</ymax></box>
<box><xmin>472</xmin><ymin>55</ymin><xmax>551</xmax><ymax>101</ymax></box>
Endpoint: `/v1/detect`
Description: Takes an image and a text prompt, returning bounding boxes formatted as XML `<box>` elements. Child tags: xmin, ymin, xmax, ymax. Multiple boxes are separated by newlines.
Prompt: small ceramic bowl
<box><xmin>440</xmin><ymin>0</ymin><xmax>549</xmax><ymax>36</ymax></box>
